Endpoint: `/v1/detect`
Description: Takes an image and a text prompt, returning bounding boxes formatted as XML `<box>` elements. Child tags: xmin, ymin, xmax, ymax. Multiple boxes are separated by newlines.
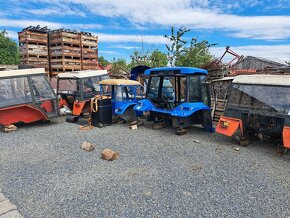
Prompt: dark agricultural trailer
<box><xmin>216</xmin><ymin>74</ymin><xmax>290</xmax><ymax>153</ymax></box>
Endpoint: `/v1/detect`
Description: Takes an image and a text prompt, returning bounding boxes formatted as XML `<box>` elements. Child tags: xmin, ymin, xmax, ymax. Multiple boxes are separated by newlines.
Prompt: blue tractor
<box><xmin>134</xmin><ymin>67</ymin><xmax>214</xmax><ymax>135</ymax></box>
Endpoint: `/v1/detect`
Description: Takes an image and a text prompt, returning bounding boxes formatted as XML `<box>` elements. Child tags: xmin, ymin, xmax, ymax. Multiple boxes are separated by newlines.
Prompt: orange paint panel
<box><xmin>59</xmin><ymin>99</ymin><xmax>70</xmax><ymax>109</ymax></box>
<box><xmin>216</xmin><ymin>116</ymin><xmax>241</xmax><ymax>137</ymax></box>
<box><xmin>40</xmin><ymin>100</ymin><xmax>53</xmax><ymax>113</ymax></box>
<box><xmin>72</xmin><ymin>101</ymin><xmax>88</xmax><ymax>116</ymax></box>
<box><xmin>282</xmin><ymin>127</ymin><xmax>290</xmax><ymax>148</ymax></box>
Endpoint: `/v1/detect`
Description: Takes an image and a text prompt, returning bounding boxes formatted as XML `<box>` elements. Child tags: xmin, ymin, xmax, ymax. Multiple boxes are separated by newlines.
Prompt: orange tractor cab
<box><xmin>0</xmin><ymin>68</ymin><xmax>59</xmax><ymax>126</ymax></box>
<box><xmin>216</xmin><ymin>74</ymin><xmax>290</xmax><ymax>153</ymax></box>
<box><xmin>56</xmin><ymin>70</ymin><xmax>109</xmax><ymax>122</ymax></box>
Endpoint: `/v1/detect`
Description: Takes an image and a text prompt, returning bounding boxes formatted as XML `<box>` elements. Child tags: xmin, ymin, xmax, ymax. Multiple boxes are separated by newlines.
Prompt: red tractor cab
<box><xmin>56</xmin><ymin>70</ymin><xmax>109</xmax><ymax>122</ymax></box>
<box><xmin>0</xmin><ymin>68</ymin><xmax>59</xmax><ymax>126</ymax></box>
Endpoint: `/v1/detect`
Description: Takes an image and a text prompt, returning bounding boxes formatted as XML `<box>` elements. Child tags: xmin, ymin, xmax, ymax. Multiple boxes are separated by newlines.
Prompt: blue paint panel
<box><xmin>134</xmin><ymin>99</ymin><xmax>210</xmax><ymax>118</ymax></box>
<box><xmin>114</xmin><ymin>101</ymin><xmax>137</xmax><ymax>115</ymax></box>
<box><xmin>144</xmin><ymin>67</ymin><xmax>208</xmax><ymax>75</ymax></box>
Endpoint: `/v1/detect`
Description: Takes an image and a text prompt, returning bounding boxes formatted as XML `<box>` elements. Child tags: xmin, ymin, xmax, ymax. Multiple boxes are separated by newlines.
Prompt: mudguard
<box><xmin>0</xmin><ymin>104</ymin><xmax>48</xmax><ymax>125</ymax></box>
<box><xmin>115</xmin><ymin>102</ymin><xmax>137</xmax><ymax>115</ymax></box>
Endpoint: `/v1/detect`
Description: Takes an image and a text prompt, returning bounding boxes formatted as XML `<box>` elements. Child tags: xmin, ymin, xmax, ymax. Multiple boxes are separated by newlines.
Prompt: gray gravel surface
<box><xmin>0</xmin><ymin>117</ymin><xmax>289</xmax><ymax>217</ymax></box>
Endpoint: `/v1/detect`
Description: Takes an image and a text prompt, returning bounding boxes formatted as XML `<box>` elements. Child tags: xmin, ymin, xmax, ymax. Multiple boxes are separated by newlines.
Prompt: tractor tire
<box><xmin>152</xmin><ymin>122</ymin><xmax>165</xmax><ymax>130</ymax></box>
<box><xmin>66</xmin><ymin>116</ymin><xmax>79</xmax><ymax>123</ymax></box>
<box><xmin>239</xmin><ymin>137</ymin><xmax>249</xmax><ymax>147</ymax></box>
<box><xmin>175</xmin><ymin>128</ymin><xmax>188</xmax><ymax>135</ymax></box>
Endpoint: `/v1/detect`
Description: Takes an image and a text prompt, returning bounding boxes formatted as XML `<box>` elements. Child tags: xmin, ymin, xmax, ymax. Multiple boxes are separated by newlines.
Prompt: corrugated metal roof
<box><xmin>233</xmin><ymin>74</ymin><xmax>290</xmax><ymax>86</ymax></box>
<box><xmin>57</xmin><ymin>70</ymin><xmax>108</xmax><ymax>79</ymax></box>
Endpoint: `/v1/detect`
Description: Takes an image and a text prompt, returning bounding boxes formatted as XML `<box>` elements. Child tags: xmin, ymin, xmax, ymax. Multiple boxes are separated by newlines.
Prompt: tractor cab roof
<box><xmin>144</xmin><ymin>67</ymin><xmax>208</xmax><ymax>75</ymax></box>
<box><xmin>233</xmin><ymin>74</ymin><xmax>290</xmax><ymax>86</ymax></box>
<box><xmin>0</xmin><ymin>68</ymin><xmax>46</xmax><ymax>78</ymax></box>
<box><xmin>57</xmin><ymin>70</ymin><xmax>108</xmax><ymax>79</ymax></box>
<box><xmin>99</xmin><ymin>79</ymin><xmax>141</xmax><ymax>86</ymax></box>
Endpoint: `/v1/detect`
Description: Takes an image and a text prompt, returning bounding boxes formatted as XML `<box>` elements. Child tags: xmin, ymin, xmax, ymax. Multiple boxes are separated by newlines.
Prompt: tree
<box><xmin>164</xmin><ymin>26</ymin><xmax>216</xmax><ymax>67</ymax></box>
<box><xmin>98</xmin><ymin>56</ymin><xmax>110</xmax><ymax>67</ymax></box>
<box><xmin>149</xmin><ymin>50</ymin><xmax>168</xmax><ymax>67</ymax></box>
<box><xmin>0</xmin><ymin>30</ymin><xmax>20</xmax><ymax>64</ymax></box>
<box><xmin>177</xmin><ymin>38</ymin><xmax>216</xmax><ymax>67</ymax></box>
<box><xmin>164</xmin><ymin>26</ymin><xmax>190</xmax><ymax>66</ymax></box>
<box><xmin>129</xmin><ymin>49</ymin><xmax>168</xmax><ymax>69</ymax></box>
<box><xmin>112</xmin><ymin>58</ymin><xmax>129</xmax><ymax>71</ymax></box>
<box><xmin>129</xmin><ymin>50</ymin><xmax>151</xmax><ymax>69</ymax></box>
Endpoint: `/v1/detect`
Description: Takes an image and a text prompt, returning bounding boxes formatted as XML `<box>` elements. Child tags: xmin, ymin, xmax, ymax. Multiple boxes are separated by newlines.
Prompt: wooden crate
<box><xmin>49</xmin><ymin>31</ymin><xmax>81</xmax><ymax>46</ymax></box>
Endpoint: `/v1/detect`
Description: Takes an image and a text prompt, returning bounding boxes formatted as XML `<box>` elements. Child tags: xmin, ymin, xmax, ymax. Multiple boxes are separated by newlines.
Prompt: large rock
<box><xmin>81</xmin><ymin>142</ymin><xmax>95</xmax><ymax>152</ymax></box>
<box><xmin>101</xmin><ymin>149</ymin><xmax>119</xmax><ymax>161</ymax></box>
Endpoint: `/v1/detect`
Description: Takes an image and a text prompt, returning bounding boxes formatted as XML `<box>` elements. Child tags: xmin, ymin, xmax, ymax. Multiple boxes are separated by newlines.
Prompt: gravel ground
<box><xmin>0</xmin><ymin>117</ymin><xmax>289</xmax><ymax>217</ymax></box>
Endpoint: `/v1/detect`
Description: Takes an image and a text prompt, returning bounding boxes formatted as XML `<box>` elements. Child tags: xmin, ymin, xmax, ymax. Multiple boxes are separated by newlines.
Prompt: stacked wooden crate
<box><xmin>49</xmin><ymin>30</ymin><xmax>82</xmax><ymax>77</ymax></box>
<box><xmin>18</xmin><ymin>27</ymin><xmax>49</xmax><ymax>72</ymax></box>
<box><xmin>81</xmin><ymin>33</ymin><xmax>98</xmax><ymax>70</ymax></box>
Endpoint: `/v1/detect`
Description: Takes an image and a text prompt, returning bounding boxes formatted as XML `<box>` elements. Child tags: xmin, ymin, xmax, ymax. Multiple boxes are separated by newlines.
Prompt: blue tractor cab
<box><xmin>134</xmin><ymin>67</ymin><xmax>214</xmax><ymax>134</ymax></box>
<box><xmin>99</xmin><ymin>79</ymin><xmax>143</xmax><ymax>122</ymax></box>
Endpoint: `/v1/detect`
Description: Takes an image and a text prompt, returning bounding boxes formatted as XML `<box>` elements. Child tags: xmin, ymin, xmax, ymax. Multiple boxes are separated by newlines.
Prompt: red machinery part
<box><xmin>282</xmin><ymin>127</ymin><xmax>290</xmax><ymax>148</ymax></box>
<box><xmin>0</xmin><ymin>105</ymin><xmax>48</xmax><ymax>126</ymax></box>
<box><xmin>216</xmin><ymin>116</ymin><xmax>243</xmax><ymax>137</ymax></box>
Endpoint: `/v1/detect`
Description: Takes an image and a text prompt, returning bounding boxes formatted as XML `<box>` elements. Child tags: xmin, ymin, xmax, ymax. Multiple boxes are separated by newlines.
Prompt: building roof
<box><xmin>97</xmin><ymin>62</ymin><xmax>105</xmax><ymax>70</ymax></box>
<box><xmin>104</xmin><ymin>63</ymin><xmax>113</xmax><ymax>71</ymax></box>
<box><xmin>235</xmin><ymin>56</ymin><xmax>286</xmax><ymax>68</ymax></box>
<box><xmin>0</xmin><ymin>68</ymin><xmax>45</xmax><ymax>78</ymax></box>
<box><xmin>233</xmin><ymin>74</ymin><xmax>290</xmax><ymax>86</ymax></box>
<box><xmin>99</xmin><ymin>79</ymin><xmax>141</xmax><ymax>86</ymax></box>
<box><xmin>211</xmin><ymin>77</ymin><xmax>235</xmax><ymax>83</ymax></box>
<box><xmin>144</xmin><ymin>67</ymin><xmax>208</xmax><ymax>75</ymax></box>
<box><xmin>57</xmin><ymin>70</ymin><xmax>108</xmax><ymax>79</ymax></box>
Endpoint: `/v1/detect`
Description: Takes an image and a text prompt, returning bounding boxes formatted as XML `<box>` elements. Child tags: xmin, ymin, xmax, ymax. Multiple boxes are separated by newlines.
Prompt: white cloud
<box><xmin>0</xmin><ymin>19</ymin><xmax>103</xmax><ymax>31</ymax></box>
<box><xmin>61</xmin><ymin>0</ymin><xmax>290</xmax><ymax>40</ymax></box>
<box><xmin>99</xmin><ymin>50</ymin><xmax>120</xmax><ymax>55</ymax></box>
<box><xmin>6</xmin><ymin>30</ymin><xmax>18</xmax><ymax>40</ymax></box>
<box><xmin>210</xmin><ymin>44</ymin><xmax>290</xmax><ymax>63</ymax></box>
<box><xmin>109</xmin><ymin>45</ymin><xmax>141</xmax><ymax>50</ymax></box>
<box><xmin>97</xmin><ymin>33</ymin><xmax>169</xmax><ymax>44</ymax></box>
<box><xmin>26</xmin><ymin>7</ymin><xmax>86</xmax><ymax>17</ymax></box>
<box><xmin>3</xmin><ymin>0</ymin><xmax>290</xmax><ymax>40</ymax></box>
<box><xmin>0</xmin><ymin>19</ymin><xmax>63</xmax><ymax>29</ymax></box>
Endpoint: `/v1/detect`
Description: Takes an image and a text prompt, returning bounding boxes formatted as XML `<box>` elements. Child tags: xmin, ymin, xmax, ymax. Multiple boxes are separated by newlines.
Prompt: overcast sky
<box><xmin>1</xmin><ymin>0</ymin><xmax>290</xmax><ymax>63</ymax></box>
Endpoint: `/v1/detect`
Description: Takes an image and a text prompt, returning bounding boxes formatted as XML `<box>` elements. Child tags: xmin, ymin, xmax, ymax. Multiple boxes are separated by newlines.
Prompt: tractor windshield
<box><xmin>147</xmin><ymin>76</ymin><xmax>186</xmax><ymax>109</ymax></box>
<box><xmin>0</xmin><ymin>77</ymin><xmax>32</xmax><ymax>108</ymax></box>
<box><xmin>227</xmin><ymin>84</ymin><xmax>290</xmax><ymax>115</ymax></box>
<box><xmin>82</xmin><ymin>75</ymin><xmax>110</xmax><ymax>98</ymax></box>
<box><xmin>101</xmin><ymin>85</ymin><xmax>143</xmax><ymax>102</ymax></box>
<box><xmin>147</xmin><ymin>75</ymin><xmax>209</xmax><ymax>109</ymax></box>
<box><xmin>57</xmin><ymin>79</ymin><xmax>79</xmax><ymax>95</ymax></box>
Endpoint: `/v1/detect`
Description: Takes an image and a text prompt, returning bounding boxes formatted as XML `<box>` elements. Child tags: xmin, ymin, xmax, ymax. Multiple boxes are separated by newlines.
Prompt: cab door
<box><xmin>30</xmin><ymin>75</ymin><xmax>59</xmax><ymax>118</ymax></box>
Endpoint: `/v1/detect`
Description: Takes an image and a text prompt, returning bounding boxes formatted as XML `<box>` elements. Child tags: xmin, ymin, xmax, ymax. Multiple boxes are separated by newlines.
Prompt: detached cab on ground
<box><xmin>99</xmin><ymin>79</ymin><xmax>143</xmax><ymax>122</ymax></box>
<box><xmin>56</xmin><ymin>70</ymin><xmax>109</xmax><ymax>121</ymax></box>
<box><xmin>0</xmin><ymin>68</ymin><xmax>59</xmax><ymax>126</ymax></box>
<box><xmin>216</xmin><ymin>74</ymin><xmax>290</xmax><ymax>151</ymax></box>
<box><xmin>134</xmin><ymin>67</ymin><xmax>213</xmax><ymax>134</ymax></box>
